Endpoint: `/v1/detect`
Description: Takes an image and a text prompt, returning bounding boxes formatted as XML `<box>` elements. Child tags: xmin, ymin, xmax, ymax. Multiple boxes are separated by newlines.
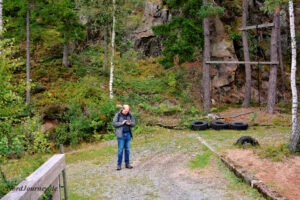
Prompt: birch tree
<box><xmin>288</xmin><ymin>0</ymin><xmax>299</xmax><ymax>151</ymax></box>
<box><xmin>242</xmin><ymin>0</ymin><xmax>251</xmax><ymax>107</ymax></box>
<box><xmin>109</xmin><ymin>0</ymin><xmax>116</xmax><ymax>99</ymax></box>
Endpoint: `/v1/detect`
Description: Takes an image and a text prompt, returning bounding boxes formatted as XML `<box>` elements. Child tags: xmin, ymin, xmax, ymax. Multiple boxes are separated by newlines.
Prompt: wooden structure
<box><xmin>2</xmin><ymin>152</ymin><xmax>68</xmax><ymax>200</ymax></box>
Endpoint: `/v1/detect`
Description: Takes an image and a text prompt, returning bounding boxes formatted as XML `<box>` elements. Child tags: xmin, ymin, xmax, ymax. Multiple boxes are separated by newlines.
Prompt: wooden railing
<box><xmin>2</xmin><ymin>150</ymin><xmax>68</xmax><ymax>200</ymax></box>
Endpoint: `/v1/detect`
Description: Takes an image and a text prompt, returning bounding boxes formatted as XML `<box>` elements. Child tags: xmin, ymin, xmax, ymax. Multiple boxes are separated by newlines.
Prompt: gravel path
<box><xmin>66</xmin><ymin>130</ymin><xmax>263</xmax><ymax>200</ymax></box>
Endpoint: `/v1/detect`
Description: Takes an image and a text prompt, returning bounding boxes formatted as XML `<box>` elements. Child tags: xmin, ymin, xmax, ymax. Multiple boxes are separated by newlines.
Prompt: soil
<box><xmin>226</xmin><ymin>149</ymin><xmax>300</xmax><ymax>200</ymax></box>
<box><xmin>219</xmin><ymin>107</ymin><xmax>300</xmax><ymax>200</ymax></box>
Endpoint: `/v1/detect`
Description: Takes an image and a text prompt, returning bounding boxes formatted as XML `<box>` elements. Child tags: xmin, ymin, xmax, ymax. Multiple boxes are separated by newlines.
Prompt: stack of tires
<box><xmin>191</xmin><ymin>120</ymin><xmax>248</xmax><ymax>131</ymax></box>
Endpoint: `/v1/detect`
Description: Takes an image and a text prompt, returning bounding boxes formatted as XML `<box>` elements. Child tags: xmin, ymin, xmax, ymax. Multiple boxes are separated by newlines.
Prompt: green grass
<box><xmin>66</xmin><ymin>144</ymin><xmax>116</xmax><ymax>164</ymax></box>
<box><xmin>196</xmin><ymin>126</ymin><xmax>290</xmax><ymax>154</ymax></box>
<box><xmin>189</xmin><ymin>147</ymin><xmax>213</xmax><ymax>169</ymax></box>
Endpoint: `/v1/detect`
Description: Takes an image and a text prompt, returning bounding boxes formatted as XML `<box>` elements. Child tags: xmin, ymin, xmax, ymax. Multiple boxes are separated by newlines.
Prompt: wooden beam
<box><xmin>51</xmin><ymin>177</ymin><xmax>61</xmax><ymax>200</ymax></box>
<box><xmin>2</xmin><ymin>154</ymin><xmax>65</xmax><ymax>200</ymax></box>
<box><xmin>239</xmin><ymin>23</ymin><xmax>274</xmax><ymax>31</ymax></box>
<box><xmin>206</xmin><ymin>61</ymin><xmax>279</xmax><ymax>65</ymax></box>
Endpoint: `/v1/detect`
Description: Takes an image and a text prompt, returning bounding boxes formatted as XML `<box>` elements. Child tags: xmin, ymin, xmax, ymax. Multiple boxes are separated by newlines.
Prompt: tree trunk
<box><xmin>202</xmin><ymin>0</ymin><xmax>211</xmax><ymax>114</ymax></box>
<box><xmin>288</xmin><ymin>0</ymin><xmax>299</xmax><ymax>151</ymax></box>
<box><xmin>242</xmin><ymin>0</ymin><xmax>251</xmax><ymax>107</ymax></box>
<box><xmin>109</xmin><ymin>0</ymin><xmax>116</xmax><ymax>99</ymax></box>
<box><xmin>62</xmin><ymin>37</ymin><xmax>70</xmax><ymax>67</ymax></box>
<box><xmin>103</xmin><ymin>23</ymin><xmax>109</xmax><ymax>75</ymax></box>
<box><xmin>277</xmin><ymin>14</ymin><xmax>285</xmax><ymax>99</ymax></box>
<box><xmin>26</xmin><ymin>0</ymin><xmax>31</xmax><ymax>104</ymax></box>
<box><xmin>0</xmin><ymin>0</ymin><xmax>3</xmax><ymax>32</ymax></box>
<box><xmin>266</xmin><ymin>8</ymin><xmax>279</xmax><ymax>114</ymax></box>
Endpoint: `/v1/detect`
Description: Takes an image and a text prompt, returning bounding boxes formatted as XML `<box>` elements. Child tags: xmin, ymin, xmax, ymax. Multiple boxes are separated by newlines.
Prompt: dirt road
<box><xmin>66</xmin><ymin>130</ymin><xmax>264</xmax><ymax>200</ymax></box>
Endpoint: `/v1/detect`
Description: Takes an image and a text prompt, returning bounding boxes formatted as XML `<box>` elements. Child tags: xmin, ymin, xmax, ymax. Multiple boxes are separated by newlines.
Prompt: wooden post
<box><xmin>51</xmin><ymin>177</ymin><xmax>60</xmax><ymax>200</ymax></box>
<box><xmin>60</xmin><ymin>144</ymin><xmax>69</xmax><ymax>200</ymax></box>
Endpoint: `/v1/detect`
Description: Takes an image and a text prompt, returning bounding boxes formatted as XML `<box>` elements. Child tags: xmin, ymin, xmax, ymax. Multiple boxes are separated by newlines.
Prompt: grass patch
<box><xmin>1</xmin><ymin>153</ymin><xmax>51</xmax><ymax>178</ymax></box>
<box><xmin>66</xmin><ymin>144</ymin><xmax>116</xmax><ymax>164</ymax></box>
<box><xmin>189</xmin><ymin>146</ymin><xmax>213</xmax><ymax>169</ymax></box>
<box><xmin>257</xmin><ymin>143</ymin><xmax>291</xmax><ymax>162</ymax></box>
<box><xmin>196</xmin><ymin>126</ymin><xmax>290</xmax><ymax>153</ymax></box>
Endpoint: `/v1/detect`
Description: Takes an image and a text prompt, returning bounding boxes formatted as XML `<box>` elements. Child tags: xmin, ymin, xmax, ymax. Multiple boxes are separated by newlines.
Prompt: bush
<box><xmin>0</xmin><ymin>121</ymin><xmax>24</xmax><ymax>158</ymax></box>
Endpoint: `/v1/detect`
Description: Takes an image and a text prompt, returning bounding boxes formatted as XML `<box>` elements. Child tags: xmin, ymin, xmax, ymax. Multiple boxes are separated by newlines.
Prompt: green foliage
<box><xmin>0</xmin><ymin>37</ymin><xmax>25</xmax><ymax>117</ymax></box>
<box><xmin>17</xmin><ymin>116</ymin><xmax>51</xmax><ymax>155</ymax></box>
<box><xmin>153</xmin><ymin>0</ymin><xmax>203</xmax><ymax>68</ymax></box>
<box><xmin>0</xmin><ymin>120</ymin><xmax>24</xmax><ymax>158</ymax></box>
<box><xmin>262</xmin><ymin>0</ymin><xmax>288</xmax><ymax>14</ymax></box>
<box><xmin>139</xmin><ymin>102</ymin><xmax>182</xmax><ymax>116</ymax></box>
<box><xmin>154</xmin><ymin>1</ymin><xmax>224</xmax><ymax>68</ymax></box>
<box><xmin>0</xmin><ymin>170</ymin><xmax>19</xmax><ymax>198</ymax></box>
<box><xmin>199</xmin><ymin>3</ymin><xmax>225</xmax><ymax>18</ymax></box>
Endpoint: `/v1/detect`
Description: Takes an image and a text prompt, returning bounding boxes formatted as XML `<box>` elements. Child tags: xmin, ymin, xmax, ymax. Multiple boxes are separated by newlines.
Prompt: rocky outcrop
<box><xmin>132</xmin><ymin>0</ymin><xmax>171</xmax><ymax>57</ymax></box>
<box><xmin>209</xmin><ymin>16</ymin><xmax>240</xmax><ymax>103</ymax></box>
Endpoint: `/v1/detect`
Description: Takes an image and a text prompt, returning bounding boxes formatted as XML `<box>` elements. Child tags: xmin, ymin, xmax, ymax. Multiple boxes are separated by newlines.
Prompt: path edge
<box><xmin>197</xmin><ymin>136</ymin><xmax>287</xmax><ymax>200</ymax></box>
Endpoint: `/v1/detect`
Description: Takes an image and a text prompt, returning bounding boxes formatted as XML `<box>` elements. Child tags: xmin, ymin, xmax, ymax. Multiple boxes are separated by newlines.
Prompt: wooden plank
<box><xmin>60</xmin><ymin>144</ymin><xmax>69</xmax><ymax>200</ymax></box>
<box><xmin>239</xmin><ymin>23</ymin><xmax>274</xmax><ymax>30</ymax></box>
<box><xmin>2</xmin><ymin>154</ymin><xmax>65</xmax><ymax>200</ymax></box>
<box><xmin>51</xmin><ymin>177</ymin><xmax>61</xmax><ymax>200</ymax></box>
<box><xmin>206</xmin><ymin>61</ymin><xmax>279</xmax><ymax>65</ymax></box>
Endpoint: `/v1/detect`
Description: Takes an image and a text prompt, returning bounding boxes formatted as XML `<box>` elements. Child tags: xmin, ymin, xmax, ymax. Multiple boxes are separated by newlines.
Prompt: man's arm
<box><xmin>128</xmin><ymin>113</ymin><xmax>136</xmax><ymax>127</ymax></box>
<box><xmin>112</xmin><ymin>113</ymin><xmax>124</xmax><ymax>128</ymax></box>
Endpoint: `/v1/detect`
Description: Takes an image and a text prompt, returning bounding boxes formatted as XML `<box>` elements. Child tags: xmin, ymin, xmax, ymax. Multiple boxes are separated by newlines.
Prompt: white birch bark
<box><xmin>109</xmin><ymin>0</ymin><xmax>116</xmax><ymax>99</ymax></box>
<box><xmin>289</xmin><ymin>0</ymin><xmax>298</xmax><ymax>147</ymax></box>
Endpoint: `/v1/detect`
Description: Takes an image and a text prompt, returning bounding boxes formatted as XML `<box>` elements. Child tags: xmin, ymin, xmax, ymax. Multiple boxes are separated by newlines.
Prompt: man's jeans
<box><xmin>117</xmin><ymin>132</ymin><xmax>131</xmax><ymax>166</ymax></box>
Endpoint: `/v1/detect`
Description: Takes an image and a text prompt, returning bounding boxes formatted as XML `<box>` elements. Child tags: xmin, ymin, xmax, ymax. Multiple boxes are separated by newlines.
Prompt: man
<box><xmin>112</xmin><ymin>104</ymin><xmax>136</xmax><ymax>170</ymax></box>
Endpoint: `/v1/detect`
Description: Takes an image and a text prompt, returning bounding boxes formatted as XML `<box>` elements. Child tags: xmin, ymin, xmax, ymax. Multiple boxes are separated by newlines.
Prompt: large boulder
<box><xmin>131</xmin><ymin>0</ymin><xmax>171</xmax><ymax>57</ymax></box>
<box><xmin>210</xmin><ymin>17</ymin><xmax>239</xmax><ymax>89</ymax></box>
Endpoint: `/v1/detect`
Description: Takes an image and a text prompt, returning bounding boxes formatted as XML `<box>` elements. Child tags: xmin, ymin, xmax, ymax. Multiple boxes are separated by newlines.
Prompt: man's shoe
<box><xmin>125</xmin><ymin>165</ymin><xmax>133</xmax><ymax>169</ymax></box>
<box><xmin>117</xmin><ymin>166</ymin><xmax>122</xmax><ymax>170</ymax></box>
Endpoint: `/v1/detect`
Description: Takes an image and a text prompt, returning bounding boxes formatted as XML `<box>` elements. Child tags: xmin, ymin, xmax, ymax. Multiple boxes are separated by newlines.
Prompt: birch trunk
<box><xmin>288</xmin><ymin>0</ymin><xmax>299</xmax><ymax>151</ymax></box>
<box><xmin>266</xmin><ymin>8</ymin><xmax>279</xmax><ymax>114</ymax></box>
<box><xmin>202</xmin><ymin>0</ymin><xmax>211</xmax><ymax>114</ymax></box>
<box><xmin>109</xmin><ymin>0</ymin><xmax>116</xmax><ymax>99</ymax></box>
<box><xmin>26</xmin><ymin>0</ymin><xmax>31</xmax><ymax>104</ymax></box>
<box><xmin>0</xmin><ymin>0</ymin><xmax>3</xmax><ymax>32</ymax></box>
<box><xmin>242</xmin><ymin>0</ymin><xmax>251</xmax><ymax>107</ymax></box>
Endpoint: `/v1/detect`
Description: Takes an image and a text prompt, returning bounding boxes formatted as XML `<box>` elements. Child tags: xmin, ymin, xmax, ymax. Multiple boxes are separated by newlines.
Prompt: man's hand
<box><xmin>126</xmin><ymin>120</ymin><xmax>131</xmax><ymax>125</ymax></box>
<box><xmin>122</xmin><ymin>120</ymin><xmax>127</xmax><ymax>124</ymax></box>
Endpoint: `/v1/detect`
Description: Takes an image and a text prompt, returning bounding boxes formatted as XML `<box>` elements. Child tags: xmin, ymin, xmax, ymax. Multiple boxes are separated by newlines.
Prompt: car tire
<box><xmin>230</xmin><ymin>122</ymin><xmax>248</xmax><ymax>130</ymax></box>
<box><xmin>210</xmin><ymin>121</ymin><xmax>229</xmax><ymax>130</ymax></box>
<box><xmin>191</xmin><ymin>120</ymin><xmax>209</xmax><ymax>130</ymax></box>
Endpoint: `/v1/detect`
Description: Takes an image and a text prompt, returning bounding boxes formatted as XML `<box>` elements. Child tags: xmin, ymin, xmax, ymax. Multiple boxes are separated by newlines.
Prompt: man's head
<box><xmin>121</xmin><ymin>104</ymin><xmax>130</xmax><ymax>115</ymax></box>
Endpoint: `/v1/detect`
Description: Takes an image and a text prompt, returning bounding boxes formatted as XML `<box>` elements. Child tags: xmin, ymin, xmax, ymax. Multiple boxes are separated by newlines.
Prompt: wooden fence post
<box><xmin>60</xmin><ymin>144</ymin><xmax>69</xmax><ymax>200</ymax></box>
<box><xmin>51</xmin><ymin>177</ymin><xmax>60</xmax><ymax>200</ymax></box>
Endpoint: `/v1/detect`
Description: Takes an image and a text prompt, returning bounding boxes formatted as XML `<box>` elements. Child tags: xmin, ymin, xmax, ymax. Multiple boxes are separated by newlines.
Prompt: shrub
<box><xmin>0</xmin><ymin>121</ymin><xmax>24</xmax><ymax>158</ymax></box>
